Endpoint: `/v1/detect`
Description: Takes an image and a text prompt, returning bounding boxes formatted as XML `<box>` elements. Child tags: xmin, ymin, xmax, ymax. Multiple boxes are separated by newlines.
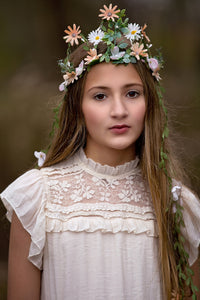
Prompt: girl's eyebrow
<box><xmin>87</xmin><ymin>83</ymin><xmax>143</xmax><ymax>93</ymax></box>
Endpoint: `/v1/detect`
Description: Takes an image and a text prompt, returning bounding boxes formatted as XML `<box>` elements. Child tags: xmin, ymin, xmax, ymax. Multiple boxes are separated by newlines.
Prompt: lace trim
<box><xmin>76</xmin><ymin>148</ymin><xmax>140</xmax><ymax>178</ymax></box>
<box><xmin>45</xmin><ymin>215</ymin><xmax>158</xmax><ymax>237</ymax></box>
<box><xmin>46</xmin><ymin>202</ymin><xmax>154</xmax><ymax>216</ymax></box>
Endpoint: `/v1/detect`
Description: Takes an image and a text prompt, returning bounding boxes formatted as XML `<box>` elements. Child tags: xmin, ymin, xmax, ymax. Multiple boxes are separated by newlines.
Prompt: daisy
<box><xmin>84</xmin><ymin>49</ymin><xmax>102</xmax><ymax>65</ymax></box>
<box><xmin>125</xmin><ymin>23</ymin><xmax>141</xmax><ymax>41</ymax></box>
<box><xmin>99</xmin><ymin>4</ymin><xmax>120</xmax><ymax>21</ymax></box>
<box><xmin>110</xmin><ymin>46</ymin><xmax>125</xmax><ymax>60</ymax></box>
<box><xmin>63</xmin><ymin>24</ymin><xmax>81</xmax><ymax>46</ymax></box>
<box><xmin>88</xmin><ymin>28</ymin><xmax>104</xmax><ymax>45</ymax></box>
<box><xmin>130</xmin><ymin>42</ymin><xmax>148</xmax><ymax>60</ymax></box>
<box><xmin>34</xmin><ymin>151</ymin><xmax>46</xmax><ymax>167</ymax></box>
<box><xmin>141</xmin><ymin>23</ymin><xmax>150</xmax><ymax>43</ymax></box>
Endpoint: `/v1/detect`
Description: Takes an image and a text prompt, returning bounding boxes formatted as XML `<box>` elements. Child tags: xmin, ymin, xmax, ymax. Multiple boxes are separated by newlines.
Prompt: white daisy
<box><xmin>125</xmin><ymin>23</ymin><xmax>141</xmax><ymax>41</ymax></box>
<box><xmin>88</xmin><ymin>28</ymin><xmax>104</xmax><ymax>45</ymax></box>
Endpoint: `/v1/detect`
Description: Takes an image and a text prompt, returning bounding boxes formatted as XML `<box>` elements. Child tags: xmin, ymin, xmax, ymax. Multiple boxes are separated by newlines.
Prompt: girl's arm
<box><xmin>8</xmin><ymin>212</ymin><xmax>41</xmax><ymax>300</ymax></box>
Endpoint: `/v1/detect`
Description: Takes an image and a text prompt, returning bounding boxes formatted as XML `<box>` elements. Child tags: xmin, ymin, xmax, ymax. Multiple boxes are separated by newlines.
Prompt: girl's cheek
<box><xmin>83</xmin><ymin>106</ymin><xmax>103</xmax><ymax>124</ymax></box>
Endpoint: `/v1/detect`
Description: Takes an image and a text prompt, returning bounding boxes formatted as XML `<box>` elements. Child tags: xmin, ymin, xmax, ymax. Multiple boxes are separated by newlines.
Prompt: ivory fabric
<box><xmin>1</xmin><ymin>148</ymin><xmax>200</xmax><ymax>300</ymax></box>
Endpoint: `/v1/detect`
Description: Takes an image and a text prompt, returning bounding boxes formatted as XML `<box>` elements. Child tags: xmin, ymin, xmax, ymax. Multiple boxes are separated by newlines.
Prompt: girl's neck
<box><xmin>84</xmin><ymin>145</ymin><xmax>136</xmax><ymax>167</ymax></box>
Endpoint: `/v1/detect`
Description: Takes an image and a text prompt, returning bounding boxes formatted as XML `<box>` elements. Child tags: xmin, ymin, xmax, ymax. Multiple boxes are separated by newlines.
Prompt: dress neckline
<box><xmin>75</xmin><ymin>148</ymin><xmax>140</xmax><ymax>177</ymax></box>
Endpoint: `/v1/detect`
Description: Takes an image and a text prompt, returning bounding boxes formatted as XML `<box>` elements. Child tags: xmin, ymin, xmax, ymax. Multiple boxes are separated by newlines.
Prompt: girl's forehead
<box><xmin>84</xmin><ymin>63</ymin><xmax>143</xmax><ymax>89</ymax></box>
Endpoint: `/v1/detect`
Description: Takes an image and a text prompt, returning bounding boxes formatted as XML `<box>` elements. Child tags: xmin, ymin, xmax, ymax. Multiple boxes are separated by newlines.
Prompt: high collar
<box><xmin>75</xmin><ymin>148</ymin><xmax>140</xmax><ymax>178</ymax></box>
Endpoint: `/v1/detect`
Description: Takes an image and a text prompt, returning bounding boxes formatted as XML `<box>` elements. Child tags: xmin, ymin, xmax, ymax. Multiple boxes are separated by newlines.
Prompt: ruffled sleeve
<box><xmin>0</xmin><ymin>169</ymin><xmax>46</xmax><ymax>270</ymax></box>
<box><xmin>180</xmin><ymin>185</ymin><xmax>200</xmax><ymax>266</ymax></box>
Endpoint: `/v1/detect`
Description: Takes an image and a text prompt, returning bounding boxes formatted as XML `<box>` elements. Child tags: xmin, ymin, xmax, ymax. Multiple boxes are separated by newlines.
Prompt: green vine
<box><xmin>157</xmin><ymin>84</ymin><xmax>199</xmax><ymax>299</ymax></box>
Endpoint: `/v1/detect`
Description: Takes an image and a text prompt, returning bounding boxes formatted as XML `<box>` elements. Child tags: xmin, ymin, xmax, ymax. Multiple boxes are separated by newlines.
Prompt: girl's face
<box><xmin>82</xmin><ymin>63</ymin><xmax>146</xmax><ymax>164</ymax></box>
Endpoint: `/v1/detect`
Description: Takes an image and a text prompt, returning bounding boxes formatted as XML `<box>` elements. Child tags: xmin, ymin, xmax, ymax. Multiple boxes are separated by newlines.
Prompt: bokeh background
<box><xmin>0</xmin><ymin>0</ymin><xmax>199</xmax><ymax>297</ymax></box>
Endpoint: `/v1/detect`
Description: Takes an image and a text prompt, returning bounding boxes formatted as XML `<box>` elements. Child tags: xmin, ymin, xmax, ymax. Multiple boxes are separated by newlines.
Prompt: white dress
<box><xmin>1</xmin><ymin>148</ymin><xmax>200</xmax><ymax>300</ymax></box>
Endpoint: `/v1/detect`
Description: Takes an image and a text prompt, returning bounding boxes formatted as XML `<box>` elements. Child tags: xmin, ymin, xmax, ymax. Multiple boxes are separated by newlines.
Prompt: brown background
<box><xmin>0</xmin><ymin>0</ymin><xmax>199</xmax><ymax>297</ymax></box>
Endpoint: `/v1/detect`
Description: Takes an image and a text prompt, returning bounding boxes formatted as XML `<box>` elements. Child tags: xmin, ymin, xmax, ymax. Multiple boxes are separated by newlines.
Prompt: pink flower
<box><xmin>147</xmin><ymin>58</ymin><xmax>161</xmax><ymax>81</ymax></box>
<box><xmin>147</xmin><ymin>58</ymin><xmax>160</xmax><ymax>71</ymax></box>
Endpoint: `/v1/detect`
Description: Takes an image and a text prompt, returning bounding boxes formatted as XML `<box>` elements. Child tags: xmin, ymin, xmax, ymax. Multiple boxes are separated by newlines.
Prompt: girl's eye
<box><xmin>127</xmin><ymin>90</ymin><xmax>139</xmax><ymax>98</ymax></box>
<box><xmin>94</xmin><ymin>93</ymin><xmax>106</xmax><ymax>101</ymax></box>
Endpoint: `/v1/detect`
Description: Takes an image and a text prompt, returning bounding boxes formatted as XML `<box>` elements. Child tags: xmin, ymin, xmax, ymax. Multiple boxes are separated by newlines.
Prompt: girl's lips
<box><xmin>109</xmin><ymin>124</ymin><xmax>130</xmax><ymax>134</ymax></box>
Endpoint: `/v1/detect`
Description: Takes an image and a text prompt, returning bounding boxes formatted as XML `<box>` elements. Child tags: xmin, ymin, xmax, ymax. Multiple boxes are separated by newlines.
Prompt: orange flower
<box><xmin>84</xmin><ymin>49</ymin><xmax>102</xmax><ymax>65</ymax></box>
<box><xmin>63</xmin><ymin>24</ymin><xmax>81</xmax><ymax>46</ymax></box>
<box><xmin>99</xmin><ymin>4</ymin><xmax>120</xmax><ymax>21</ymax></box>
<box><xmin>141</xmin><ymin>24</ymin><xmax>150</xmax><ymax>43</ymax></box>
<box><xmin>63</xmin><ymin>71</ymin><xmax>77</xmax><ymax>84</ymax></box>
<box><xmin>130</xmin><ymin>42</ymin><xmax>148</xmax><ymax>60</ymax></box>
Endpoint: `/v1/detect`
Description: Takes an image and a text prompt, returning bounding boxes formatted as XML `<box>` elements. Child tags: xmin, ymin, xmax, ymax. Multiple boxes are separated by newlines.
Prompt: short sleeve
<box><xmin>0</xmin><ymin>169</ymin><xmax>46</xmax><ymax>270</ymax></box>
<box><xmin>181</xmin><ymin>186</ymin><xmax>200</xmax><ymax>266</ymax></box>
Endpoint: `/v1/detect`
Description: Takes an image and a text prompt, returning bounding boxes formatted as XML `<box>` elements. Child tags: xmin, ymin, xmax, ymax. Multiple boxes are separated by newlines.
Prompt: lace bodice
<box><xmin>43</xmin><ymin>148</ymin><xmax>156</xmax><ymax>235</ymax></box>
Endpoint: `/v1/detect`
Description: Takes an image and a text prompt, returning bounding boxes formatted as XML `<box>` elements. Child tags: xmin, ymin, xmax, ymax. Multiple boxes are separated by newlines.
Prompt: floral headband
<box><xmin>58</xmin><ymin>3</ymin><xmax>163</xmax><ymax>92</ymax></box>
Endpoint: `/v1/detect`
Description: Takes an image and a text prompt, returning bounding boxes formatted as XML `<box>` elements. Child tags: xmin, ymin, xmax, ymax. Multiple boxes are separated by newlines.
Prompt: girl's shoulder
<box><xmin>0</xmin><ymin>168</ymin><xmax>46</xmax><ymax>269</ymax></box>
<box><xmin>1</xmin><ymin>168</ymin><xmax>44</xmax><ymax>219</ymax></box>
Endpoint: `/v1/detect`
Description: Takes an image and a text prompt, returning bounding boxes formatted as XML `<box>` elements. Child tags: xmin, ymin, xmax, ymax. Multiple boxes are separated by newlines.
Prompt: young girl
<box><xmin>1</xmin><ymin>4</ymin><xmax>200</xmax><ymax>300</ymax></box>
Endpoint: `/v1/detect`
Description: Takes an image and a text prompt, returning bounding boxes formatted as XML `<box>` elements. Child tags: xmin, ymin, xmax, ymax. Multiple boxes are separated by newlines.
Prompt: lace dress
<box><xmin>1</xmin><ymin>148</ymin><xmax>200</xmax><ymax>300</ymax></box>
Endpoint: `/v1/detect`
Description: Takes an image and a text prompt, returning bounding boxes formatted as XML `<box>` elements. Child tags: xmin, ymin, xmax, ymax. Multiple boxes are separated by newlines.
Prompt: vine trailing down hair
<box><xmin>34</xmin><ymin>4</ymin><xmax>199</xmax><ymax>299</ymax></box>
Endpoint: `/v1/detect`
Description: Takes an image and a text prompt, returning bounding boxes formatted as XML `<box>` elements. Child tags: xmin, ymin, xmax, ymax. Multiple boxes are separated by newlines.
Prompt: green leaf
<box><xmin>99</xmin><ymin>55</ymin><xmax>105</xmax><ymax>62</ymax></box>
<box><xmin>106</xmin><ymin>40</ymin><xmax>112</xmax><ymax>45</ymax></box>
<box><xmin>161</xmin><ymin>151</ymin><xmax>168</xmax><ymax>160</ymax></box>
<box><xmin>163</xmin><ymin>127</ymin><xmax>169</xmax><ymax>138</ymax></box>
<box><xmin>159</xmin><ymin>160</ymin><xmax>164</xmax><ymax>168</ymax></box>
<box><xmin>120</xmin><ymin>9</ymin><xmax>126</xmax><ymax>17</ymax></box>
<box><xmin>105</xmin><ymin>55</ymin><xmax>110</xmax><ymax>63</ymax></box>
<box><xmin>115</xmin><ymin>32</ymin><xmax>121</xmax><ymax>39</ymax></box>
<box><xmin>130</xmin><ymin>57</ymin><xmax>137</xmax><ymax>64</ymax></box>
<box><xmin>123</xmin><ymin>57</ymin><xmax>131</xmax><ymax>63</ymax></box>
<box><xmin>118</xmin><ymin>42</ymin><xmax>128</xmax><ymax>49</ymax></box>
<box><xmin>108</xmin><ymin>36</ymin><xmax>114</xmax><ymax>42</ymax></box>
<box><xmin>124</xmin><ymin>18</ymin><xmax>129</xmax><ymax>24</ymax></box>
<box><xmin>107</xmin><ymin>29</ymin><xmax>114</xmax><ymax>35</ymax></box>
<box><xmin>102</xmin><ymin>25</ymin><xmax>106</xmax><ymax>31</ymax></box>
<box><xmin>186</xmin><ymin>277</ymin><xmax>191</xmax><ymax>286</ymax></box>
<box><xmin>83</xmin><ymin>45</ymin><xmax>89</xmax><ymax>51</ymax></box>
<box><xmin>121</xmin><ymin>27</ymin><xmax>129</xmax><ymax>34</ymax></box>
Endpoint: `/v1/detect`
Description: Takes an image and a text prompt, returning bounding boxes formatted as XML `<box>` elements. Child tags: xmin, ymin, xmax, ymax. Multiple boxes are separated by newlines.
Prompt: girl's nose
<box><xmin>110</xmin><ymin>97</ymin><xmax>128</xmax><ymax>119</ymax></box>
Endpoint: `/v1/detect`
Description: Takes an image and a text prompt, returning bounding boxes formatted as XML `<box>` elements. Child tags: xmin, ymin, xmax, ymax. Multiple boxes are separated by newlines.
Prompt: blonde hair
<box><xmin>43</xmin><ymin>42</ymin><xmax>188</xmax><ymax>298</ymax></box>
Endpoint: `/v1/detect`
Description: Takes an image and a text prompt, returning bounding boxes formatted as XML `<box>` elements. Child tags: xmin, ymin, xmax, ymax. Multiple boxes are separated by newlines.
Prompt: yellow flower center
<box><xmin>131</xmin><ymin>30</ymin><xmax>137</xmax><ymax>35</ymax></box>
<box><xmin>95</xmin><ymin>36</ymin><xmax>100</xmax><ymax>40</ymax></box>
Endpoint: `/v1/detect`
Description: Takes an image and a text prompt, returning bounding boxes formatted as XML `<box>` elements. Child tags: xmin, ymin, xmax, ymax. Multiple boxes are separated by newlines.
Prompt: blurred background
<box><xmin>0</xmin><ymin>0</ymin><xmax>199</xmax><ymax>297</ymax></box>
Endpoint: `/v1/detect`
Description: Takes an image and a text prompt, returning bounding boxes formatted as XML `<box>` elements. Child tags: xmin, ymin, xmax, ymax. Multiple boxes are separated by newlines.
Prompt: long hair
<box><xmin>43</xmin><ymin>41</ymin><xmax>186</xmax><ymax>298</ymax></box>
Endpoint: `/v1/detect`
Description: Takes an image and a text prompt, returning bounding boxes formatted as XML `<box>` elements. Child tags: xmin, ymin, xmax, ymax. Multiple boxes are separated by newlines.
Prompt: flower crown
<box><xmin>58</xmin><ymin>4</ymin><xmax>163</xmax><ymax>92</ymax></box>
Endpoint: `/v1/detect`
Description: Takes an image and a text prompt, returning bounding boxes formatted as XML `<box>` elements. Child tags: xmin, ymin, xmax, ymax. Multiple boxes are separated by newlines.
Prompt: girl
<box><xmin>1</xmin><ymin>4</ymin><xmax>200</xmax><ymax>300</ymax></box>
